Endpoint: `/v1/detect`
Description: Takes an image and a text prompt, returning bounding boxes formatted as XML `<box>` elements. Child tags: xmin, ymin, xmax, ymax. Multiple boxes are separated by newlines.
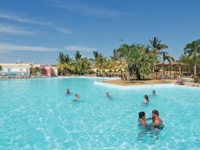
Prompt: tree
<box><xmin>0</xmin><ymin>65</ymin><xmax>2</xmax><ymax>71</ymax></box>
<box><xmin>162</xmin><ymin>53</ymin><xmax>175</xmax><ymax>76</ymax></box>
<box><xmin>30</xmin><ymin>67</ymin><xmax>41</xmax><ymax>75</ymax></box>
<box><xmin>117</xmin><ymin>43</ymin><xmax>158</xmax><ymax>80</ymax></box>
<box><xmin>132</xmin><ymin>44</ymin><xmax>157</xmax><ymax>80</ymax></box>
<box><xmin>178</xmin><ymin>54</ymin><xmax>191</xmax><ymax>74</ymax></box>
<box><xmin>149</xmin><ymin>37</ymin><xmax>168</xmax><ymax>80</ymax></box>
<box><xmin>56</xmin><ymin>52</ymin><xmax>71</xmax><ymax>75</ymax></box>
<box><xmin>73</xmin><ymin>51</ymin><xmax>89</xmax><ymax>75</ymax></box>
<box><xmin>117</xmin><ymin>44</ymin><xmax>139</xmax><ymax>81</ymax></box>
<box><xmin>184</xmin><ymin>39</ymin><xmax>200</xmax><ymax>75</ymax></box>
<box><xmin>94</xmin><ymin>54</ymin><xmax>105</xmax><ymax>69</ymax></box>
<box><xmin>93</xmin><ymin>51</ymin><xmax>99</xmax><ymax>59</ymax></box>
<box><xmin>110</xmin><ymin>49</ymin><xmax>119</xmax><ymax>61</ymax></box>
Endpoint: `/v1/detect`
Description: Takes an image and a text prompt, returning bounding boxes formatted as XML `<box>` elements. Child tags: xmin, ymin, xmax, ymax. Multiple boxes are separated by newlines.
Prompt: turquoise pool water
<box><xmin>0</xmin><ymin>77</ymin><xmax>200</xmax><ymax>149</ymax></box>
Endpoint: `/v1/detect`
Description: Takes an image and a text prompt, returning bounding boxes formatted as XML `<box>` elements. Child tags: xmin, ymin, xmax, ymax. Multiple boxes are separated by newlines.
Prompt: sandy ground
<box><xmin>104</xmin><ymin>78</ymin><xmax>200</xmax><ymax>87</ymax></box>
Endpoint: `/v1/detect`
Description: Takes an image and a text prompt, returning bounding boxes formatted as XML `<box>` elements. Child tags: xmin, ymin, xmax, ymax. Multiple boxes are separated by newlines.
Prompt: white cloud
<box><xmin>51</xmin><ymin>0</ymin><xmax>125</xmax><ymax>18</ymax></box>
<box><xmin>0</xmin><ymin>12</ymin><xmax>72</xmax><ymax>34</ymax></box>
<box><xmin>0</xmin><ymin>24</ymin><xmax>37</xmax><ymax>35</ymax></box>
<box><xmin>54</xmin><ymin>27</ymin><xmax>71</xmax><ymax>34</ymax></box>
<box><xmin>0</xmin><ymin>43</ymin><xmax>60</xmax><ymax>52</ymax></box>
<box><xmin>64</xmin><ymin>45</ymin><xmax>97</xmax><ymax>51</ymax></box>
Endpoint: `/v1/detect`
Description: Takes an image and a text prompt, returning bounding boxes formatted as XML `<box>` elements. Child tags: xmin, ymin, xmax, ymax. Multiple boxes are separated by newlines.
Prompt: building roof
<box><xmin>156</xmin><ymin>62</ymin><xmax>188</xmax><ymax>66</ymax></box>
<box><xmin>0</xmin><ymin>63</ymin><xmax>41</xmax><ymax>68</ymax></box>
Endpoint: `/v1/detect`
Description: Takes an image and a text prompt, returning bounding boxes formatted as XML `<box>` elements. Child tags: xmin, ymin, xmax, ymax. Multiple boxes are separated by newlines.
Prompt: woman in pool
<box><xmin>75</xmin><ymin>94</ymin><xmax>79</xmax><ymax>100</ymax></box>
<box><xmin>66</xmin><ymin>89</ymin><xmax>70</xmax><ymax>94</ymax></box>
<box><xmin>143</xmin><ymin>95</ymin><xmax>149</xmax><ymax>104</ymax></box>
<box><xmin>106</xmin><ymin>92</ymin><xmax>111</xmax><ymax>98</ymax></box>
<box><xmin>152</xmin><ymin>90</ymin><xmax>156</xmax><ymax>95</ymax></box>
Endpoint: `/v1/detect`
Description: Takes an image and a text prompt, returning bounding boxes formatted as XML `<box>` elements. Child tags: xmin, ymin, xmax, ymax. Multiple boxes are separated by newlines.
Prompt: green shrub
<box><xmin>193</xmin><ymin>75</ymin><xmax>199</xmax><ymax>83</ymax></box>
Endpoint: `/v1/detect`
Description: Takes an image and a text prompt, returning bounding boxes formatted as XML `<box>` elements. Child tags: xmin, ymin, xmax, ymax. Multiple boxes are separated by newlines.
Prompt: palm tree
<box><xmin>184</xmin><ymin>39</ymin><xmax>200</xmax><ymax>75</ymax></box>
<box><xmin>117</xmin><ymin>44</ymin><xmax>139</xmax><ymax>82</ymax></box>
<box><xmin>179</xmin><ymin>54</ymin><xmax>193</xmax><ymax>75</ymax></box>
<box><xmin>0</xmin><ymin>65</ymin><xmax>2</xmax><ymax>71</ymax></box>
<box><xmin>93</xmin><ymin>51</ymin><xmax>99</xmax><ymax>59</ymax></box>
<box><xmin>93</xmin><ymin>51</ymin><xmax>103</xmax><ymax>71</ymax></box>
<box><xmin>132</xmin><ymin>44</ymin><xmax>157</xmax><ymax>80</ymax></box>
<box><xmin>149</xmin><ymin>37</ymin><xmax>168</xmax><ymax>80</ymax></box>
<box><xmin>94</xmin><ymin>54</ymin><xmax>105</xmax><ymax>69</ymax></box>
<box><xmin>89</xmin><ymin>58</ymin><xmax>95</xmax><ymax>66</ymax></box>
<box><xmin>110</xmin><ymin>49</ymin><xmax>118</xmax><ymax>61</ymax></box>
<box><xmin>162</xmin><ymin>53</ymin><xmax>175</xmax><ymax>77</ymax></box>
<box><xmin>56</xmin><ymin>52</ymin><xmax>71</xmax><ymax>75</ymax></box>
<box><xmin>73</xmin><ymin>51</ymin><xmax>89</xmax><ymax>75</ymax></box>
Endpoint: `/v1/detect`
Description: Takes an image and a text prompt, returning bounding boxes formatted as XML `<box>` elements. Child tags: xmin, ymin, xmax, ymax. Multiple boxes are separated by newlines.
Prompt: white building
<box><xmin>0</xmin><ymin>63</ymin><xmax>58</xmax><ymax>76</ymax></box>
<box><xmin>0</xmin><ymin>63</ymin><xmax>40</xmax><ymax>76</ymax></box>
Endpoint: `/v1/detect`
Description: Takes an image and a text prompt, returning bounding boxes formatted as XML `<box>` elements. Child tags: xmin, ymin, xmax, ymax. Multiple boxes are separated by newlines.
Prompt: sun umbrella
<box><xmin>93</xmin><ymin>68</ymin><xmax>101</xmax><ymax>73</ymax></box>
<box><xmin>106</xmin><ymin>69</ymin><xmax>115</xmax><ymax>73</ymax></box>
<box><xmin>101</xmin><ymin>69</ymin><xmax>106</xmax><ymax>72</ymax></box>
<box><xmin>116</xmin><ymin>68</ymin><xmax>125</xmax><ymax>72</ymax></box>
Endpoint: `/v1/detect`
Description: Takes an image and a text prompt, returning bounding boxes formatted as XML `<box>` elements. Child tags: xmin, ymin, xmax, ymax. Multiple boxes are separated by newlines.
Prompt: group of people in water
<box><xmin>66</xmin><ymin>89</ymin><xmax>79</xmax><ymax>100</ymax></box>
<box><xmin>66</xmin><ymin>88</ymin><xmax>163</xmax><ymax>136</ymax></box>
<box><xmin>142</xmin><ymin>90</ymin><xmax>155</xmax><ymax>104</ymax></box>
<box><xmin>138</xmin><ymin>90</ymin><xmax>164</xmax><ymax>138</ymax></box>
<box><xmin>138</xmin><ymin>110</ymin><xmax>164</xmax><ymax>132</ymax></box>
<box><xmin>66</xmin><ymin>89</ymin><xmax>111</xmax><ymax>100</ymax></box>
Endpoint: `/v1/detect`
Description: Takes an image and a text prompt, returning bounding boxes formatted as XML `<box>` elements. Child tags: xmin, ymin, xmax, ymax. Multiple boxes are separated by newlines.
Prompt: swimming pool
<box><xmin>0</xmin><ymin>77</ymin><xmax>200</xmax><ymax>149</ymax></box>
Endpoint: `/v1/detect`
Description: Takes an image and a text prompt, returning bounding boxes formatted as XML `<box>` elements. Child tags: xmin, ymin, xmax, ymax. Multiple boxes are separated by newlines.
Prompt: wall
<box><xmin>0</xmin><ymin>63</ymin><xmax>30</xmax><ymax>75</ymax></box>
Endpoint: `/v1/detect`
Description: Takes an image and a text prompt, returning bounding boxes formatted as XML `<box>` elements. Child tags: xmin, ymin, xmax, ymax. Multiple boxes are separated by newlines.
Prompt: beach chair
<box><xmin>178</xmin><ymin>79</ymin><xmax>185</xmax><ymax>85</ymax></box>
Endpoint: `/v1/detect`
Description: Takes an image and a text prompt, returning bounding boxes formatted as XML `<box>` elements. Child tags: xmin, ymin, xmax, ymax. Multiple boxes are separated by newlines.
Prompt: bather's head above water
<box><xmin>152</xmin><ymin>110</ymin><xmax>159</xmax><ymax>117</ymax></box>
<box><xmin>139</xmin><ymin>111</ymin><xmax>145</xmax><ymax>119</ymax></box>
<box><xmin>152</xmin><ymin>90</ymin><xmax>155</xmax><ymax>95</ymax></box>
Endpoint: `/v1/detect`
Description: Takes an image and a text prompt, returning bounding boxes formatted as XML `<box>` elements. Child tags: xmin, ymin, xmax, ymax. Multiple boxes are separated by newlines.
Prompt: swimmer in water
<box><xmin>143</xmin><ymin>95</ymin><xmax>149</xmax><ymax>104</ymax></box>
<box><xmin>136</xmin><ymin>111</ymin><xmax>153</xmax><ymax>140</ymax></box>
<box><xmin>106</xmin><ymin>92</ymin><xmax>111</xmax><ymax>98</ymax></box>
<box><xmin>150</xmin><ymin>110</ymin><xmax>164</xmax><ymax>135</ymax></box>
<box><xmin>75</xmin><ymin>94</ymin><xmax>79</xmax><ymax>100</ymax></box>
<box><xmin>152</xmin><ymin>90</ymin><xmax>156</xmax><ymax>95</ymax></box>
<box><xmin>138</xmin><ymin>112</ymin><xmax>152</xmax><ymax>126</ymax></box>
<box><xmin>66</xmin><ymin>89</ymin><xmax>70</xmax><ymax>94</ymax></box>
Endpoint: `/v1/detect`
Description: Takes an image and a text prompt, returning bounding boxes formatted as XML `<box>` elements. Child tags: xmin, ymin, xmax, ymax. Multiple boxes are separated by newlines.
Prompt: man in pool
<box><xmin>106</xmin><ymin>92</ymin><xmax>111</xmax><ymax>98</ymax></box>
<box><xmin>151</xmin><ymin>110</ymin><xmax>164</xmax><ymax>134</ymax></box>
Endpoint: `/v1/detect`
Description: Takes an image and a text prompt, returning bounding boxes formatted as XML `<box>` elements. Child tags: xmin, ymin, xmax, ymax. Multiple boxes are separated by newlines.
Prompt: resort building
<box><xmin>40</xmin><ymin>65</ymin><xmax>58</xmax><ymax>76</ymax></box>
<box><xmin>0</xmin><ymin>63</ymin><xmax>58</xmax><ymax>77</ymax></box>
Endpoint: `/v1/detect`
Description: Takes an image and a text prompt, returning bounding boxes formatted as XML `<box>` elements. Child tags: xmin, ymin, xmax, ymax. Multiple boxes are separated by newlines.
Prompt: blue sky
<box><xmin>0</xmin><ymin>0</ymin><xmax>199</xmax><ymax>64</ymax></box>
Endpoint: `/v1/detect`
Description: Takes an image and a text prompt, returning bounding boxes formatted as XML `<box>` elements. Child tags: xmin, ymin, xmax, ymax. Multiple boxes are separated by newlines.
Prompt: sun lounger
<box><xmin>178</xmin><ymin>80</ymin><xmax>185</xmax><ymax>85</ymax></box>
<box><xmin>176</xmin><ymin>78</ymin><xmax>185</xmax><ymax>85</ymax></box>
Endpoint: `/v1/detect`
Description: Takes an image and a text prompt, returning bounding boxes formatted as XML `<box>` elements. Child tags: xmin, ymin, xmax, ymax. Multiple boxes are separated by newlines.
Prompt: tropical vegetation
<box><xmin>55</xmin><ymin>37</ymin><xmax>200</xmax><ymax>81</ymax></box>
<box><xmin>30</xmin><ymin>67</ymin><xmax>41</xmax><ymax>75</ymax></box>
<box><xmin>183</xmin><ymin>39</ymin><xmax>200</xmax><ymax>75</ymax></box>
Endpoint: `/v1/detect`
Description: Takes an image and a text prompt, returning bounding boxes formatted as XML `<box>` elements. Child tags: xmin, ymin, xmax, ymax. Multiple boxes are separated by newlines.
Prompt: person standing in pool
<box><xmin>136</xmin><ymin>111</ymin><xmax>152</xmax><ymax>139</ymax></box>
<box><xmin>151</xmin><ymin>110</ymin><xmax>164</xmax><ymax>134</ymax></box>
<box><xmin>106</xmin><ymin>92</ymin><xmax>111</xmax><ymax>98</ymax></box>
<box><xmin>138</xmin><ymin>112</ymin><xmax>152</xmax><ymax>126</ymax></box>
<box><xmin>152</xmin><ymin>90</ymin><xmax>156</xmax><ymax>95</ymax></box>
<box><xmin>66</xmin><ymin>89</ymin><xmax>70</xmax><ymax>95</ymax></box>
<box><xmin>143</xmin><ymin>95</ymin><xmax>149</xmax><ymax>104</ymax></box>
<box><xmin>75</xmin><ymin>94</ymin><xmax>79</xmax><ymax>100</ymax></box>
